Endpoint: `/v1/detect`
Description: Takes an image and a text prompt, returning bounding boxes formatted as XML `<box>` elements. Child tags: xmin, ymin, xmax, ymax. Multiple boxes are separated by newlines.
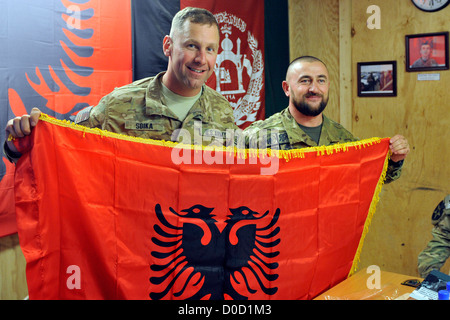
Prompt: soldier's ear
<box><xmin>163</xmin><ymin>36</ymin><xmax>172</xmax><ymax>57</ymax></box>
<box><xmin>282</xmin><ymin>81</ymin><xmax>290</xmax><ymax>97</ymax></box>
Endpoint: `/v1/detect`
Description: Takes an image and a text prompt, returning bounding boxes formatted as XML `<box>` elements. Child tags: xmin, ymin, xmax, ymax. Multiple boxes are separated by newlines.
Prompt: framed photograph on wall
<box><xmin>406</xmin><ymin>32</ymin><xmax>449</xmax><ymax>72</ymax></box>
<box><xmin>357</xmin><ymin>61</ymin><xmax>397</xmax><ymax>97</ymax></box>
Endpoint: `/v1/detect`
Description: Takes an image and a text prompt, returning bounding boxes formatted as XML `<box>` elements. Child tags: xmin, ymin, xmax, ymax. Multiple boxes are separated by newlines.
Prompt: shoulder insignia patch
<box><xmin>74</xmin><ymin>106</ymin><xmax>93</xmax><ymax>124</ymax></box>
<box><xmin>432</xmin><ymin>200</ymin><xmax>445</xmax><ymax>224</ymax></box>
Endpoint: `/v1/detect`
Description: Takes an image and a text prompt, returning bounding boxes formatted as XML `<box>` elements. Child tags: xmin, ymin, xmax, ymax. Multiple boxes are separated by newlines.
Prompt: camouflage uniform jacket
<box><xmin>243</xmin><ymin>107</ymin><xmax>403</xmax><ymax>183</ymax></box>
<box><xmin>75</xmin><ymin>72</ymin><xmax>237</xmax><ymax>145</ymax></box>
<box><xmin>418</xmin><ymin>196</ymin><xmax>450</xmax><ymax>278</ymax></box>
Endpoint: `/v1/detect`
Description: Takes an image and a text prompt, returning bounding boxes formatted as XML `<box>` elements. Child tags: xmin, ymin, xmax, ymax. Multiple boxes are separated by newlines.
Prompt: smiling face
<box><xmin>162</xmin><ymin>21</ymin><xmax>219</xmax><ymax>97</ymax></box>
<box><xmin>283</xmin><ymin>60</ymin><xmax>330</xmax><ymax>119</ymax></box>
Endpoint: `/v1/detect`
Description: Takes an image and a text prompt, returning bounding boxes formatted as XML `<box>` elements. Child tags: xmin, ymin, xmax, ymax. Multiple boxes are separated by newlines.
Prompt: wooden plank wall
<box><xmin>351</xmin><ymin>0</ymin><xmax>450</xmax><ymax>277</ymax></box>
<box><xmin>0</xmin><ymin>234</ymin><xmax>28</xmax><ymax>299</ymax></box>
<box><xmin>289</xmin><ymin>0</ymin><xmax>450</xmax><ymax>277</ymax></box>
<box><xmin>288</xmin><ymin>0</ymin><xmax>342</xmax><ymax>125</ymax></box>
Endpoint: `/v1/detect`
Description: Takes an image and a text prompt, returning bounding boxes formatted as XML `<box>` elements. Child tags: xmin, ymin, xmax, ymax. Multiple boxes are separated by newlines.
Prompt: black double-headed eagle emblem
<box><xmin>149</xmin><ymin>204</ymin><xmax>281</xmax><ymax>300</ymax></box>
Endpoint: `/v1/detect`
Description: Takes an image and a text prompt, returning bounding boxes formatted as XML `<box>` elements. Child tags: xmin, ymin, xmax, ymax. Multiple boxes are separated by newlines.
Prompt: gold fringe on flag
<box><xmin>347</xmin><ymin>149</ymin><xmax>390</xmax><ymax>277</ymax></box>
<box><xmin>25</xmin><ymin>113</ymin><xmax>387</xmax><ymax>164</ymax></box>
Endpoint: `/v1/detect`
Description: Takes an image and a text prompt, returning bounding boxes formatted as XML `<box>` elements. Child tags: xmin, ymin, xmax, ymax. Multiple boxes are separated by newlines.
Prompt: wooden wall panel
<box><xmin>339</xmin><ymin>0</ymin><xmax>353</xmax><ymax>131</ymax></box>
<box><xmin>0</xmin><ymin>234</ymin><xmax>28</xmax><ymax>299</ymax></box>
<box><xmin>352</xmin><ymin>0</ymin><xmax>450</xmax><ymax>277</ymax></box>
<box><xmin>289</xmin><ymin>0</ymin><xmax>450</xmax><ymax>277</ymax></box>
<box><xmin>288</xmin><ymin>0</ymin><xmax>341</xmax><ymax>123</ymax></box>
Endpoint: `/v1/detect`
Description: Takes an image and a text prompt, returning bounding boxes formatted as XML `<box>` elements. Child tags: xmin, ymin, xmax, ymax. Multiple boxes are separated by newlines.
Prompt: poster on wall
<box><xmin>357</xmin><ymin>61</ymin><xmax>397</xmax><ymax>97</ymax></box>
<box><xmin>0</xmin><ymin>0</ymin><xmax>132</xmax><ymax>237</ymax></box>
<box><xmin>406</xmin><ymin>32</ymin><xmax>449</xmax><ymax>72</ymax></box>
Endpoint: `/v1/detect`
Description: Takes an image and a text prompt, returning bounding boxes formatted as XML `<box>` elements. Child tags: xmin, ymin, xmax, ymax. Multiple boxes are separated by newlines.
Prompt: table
<box><xmin>314</xmin><ymin>267</ymin><xmax>423</xmax><ymax>300</ymax></box>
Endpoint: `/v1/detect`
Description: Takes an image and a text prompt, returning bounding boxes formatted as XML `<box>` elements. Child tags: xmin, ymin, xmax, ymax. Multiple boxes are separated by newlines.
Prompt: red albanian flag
<box><xmin>14</xmin><ymin>115</ymin><xmax>389</xmax><ymax>299</ymax></box>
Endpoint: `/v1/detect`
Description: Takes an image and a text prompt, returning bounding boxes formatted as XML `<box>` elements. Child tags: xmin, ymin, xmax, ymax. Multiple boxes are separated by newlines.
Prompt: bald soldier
<box><xmin>244</xmin><ymin>56</ymin><xmax>410</xmax><ymax>183</ymax></box>
<box><xmin>418</xmin><ymin>195</ymin><xmax>450</xmax><ymax>278</ymax></box>
<box><xmin>4</xmin><ymin>7</ymin><xmax>237</xmax><ymax>163</ymax></box>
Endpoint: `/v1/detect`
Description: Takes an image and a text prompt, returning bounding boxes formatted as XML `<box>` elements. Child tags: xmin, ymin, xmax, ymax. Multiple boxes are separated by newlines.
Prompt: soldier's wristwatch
<box><xmin>3</xmin><ymin>141</ymin><xmax>22</xmax><ymax>163</ymax></box>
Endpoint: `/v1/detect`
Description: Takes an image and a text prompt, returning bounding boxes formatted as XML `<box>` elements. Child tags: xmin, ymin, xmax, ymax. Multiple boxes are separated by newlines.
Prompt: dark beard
<box><xmin>293</xmin><ymin>94</ymin><xmax>328</xmax><ymax>117</ymax></box>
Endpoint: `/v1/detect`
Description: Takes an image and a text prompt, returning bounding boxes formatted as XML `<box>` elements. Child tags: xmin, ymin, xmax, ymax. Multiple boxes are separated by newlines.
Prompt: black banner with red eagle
<box><xmin>0</xmin><ymin>0</ymin><xmax>132</xmax><ymax>237</ymax></box>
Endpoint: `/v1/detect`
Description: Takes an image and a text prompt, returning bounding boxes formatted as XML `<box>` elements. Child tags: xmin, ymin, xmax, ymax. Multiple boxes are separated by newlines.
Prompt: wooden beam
<box><xmin>339</xmin><ymin>0</ymin><xmax>352</xmax><ymax>131</ymax></box>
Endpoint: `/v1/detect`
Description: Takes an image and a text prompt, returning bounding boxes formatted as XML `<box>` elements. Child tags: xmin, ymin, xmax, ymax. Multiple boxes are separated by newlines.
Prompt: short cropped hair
<box><xmin>286</xmin><ymin>56</ymin><xmax>328</xmax><ymax>78</ymax></box>
<box><xmin>170</xmin><ymin>7</ymin><xmax>219</xmax><ymax>38</ymax></box>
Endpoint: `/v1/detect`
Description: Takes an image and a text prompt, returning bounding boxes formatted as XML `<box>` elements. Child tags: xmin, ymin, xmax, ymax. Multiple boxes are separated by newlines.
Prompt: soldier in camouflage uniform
<box><xmin>418</xmin><ymin>195</ymin><xmax>450</xmax><ymax>278</ymax></box>
<box><xmin>244</xmin><ymin>56</ymin><xmax>409</xmax><ymax>183</ymax></box>
<box><xmin>73</xmin><ymin>71</ymin><xmax>235</xmax><ymax>143</ymax></box>
<box><xmin>4</xmin><ymin>7</ymin><xmax>237</xmax><ymax>162</ymax></box>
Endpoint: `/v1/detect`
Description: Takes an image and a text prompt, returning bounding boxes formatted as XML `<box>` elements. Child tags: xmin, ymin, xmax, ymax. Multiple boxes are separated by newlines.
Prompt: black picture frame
<box><xmin>405</xmin><ymin>32</ymin><xmax>449</xmax><ymax>72</ymax></box>
<box><xmin>357</xmin><ymin>61</ymin><xmax>397</xmax><ymax>97</ymax></box>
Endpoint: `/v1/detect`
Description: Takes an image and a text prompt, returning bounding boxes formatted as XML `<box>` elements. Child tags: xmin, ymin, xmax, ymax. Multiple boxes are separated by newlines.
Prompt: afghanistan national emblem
<box><xmin>208</xmin><ymin>12</ymin><xmax>265</xmax><ymax>129</ymax></box>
